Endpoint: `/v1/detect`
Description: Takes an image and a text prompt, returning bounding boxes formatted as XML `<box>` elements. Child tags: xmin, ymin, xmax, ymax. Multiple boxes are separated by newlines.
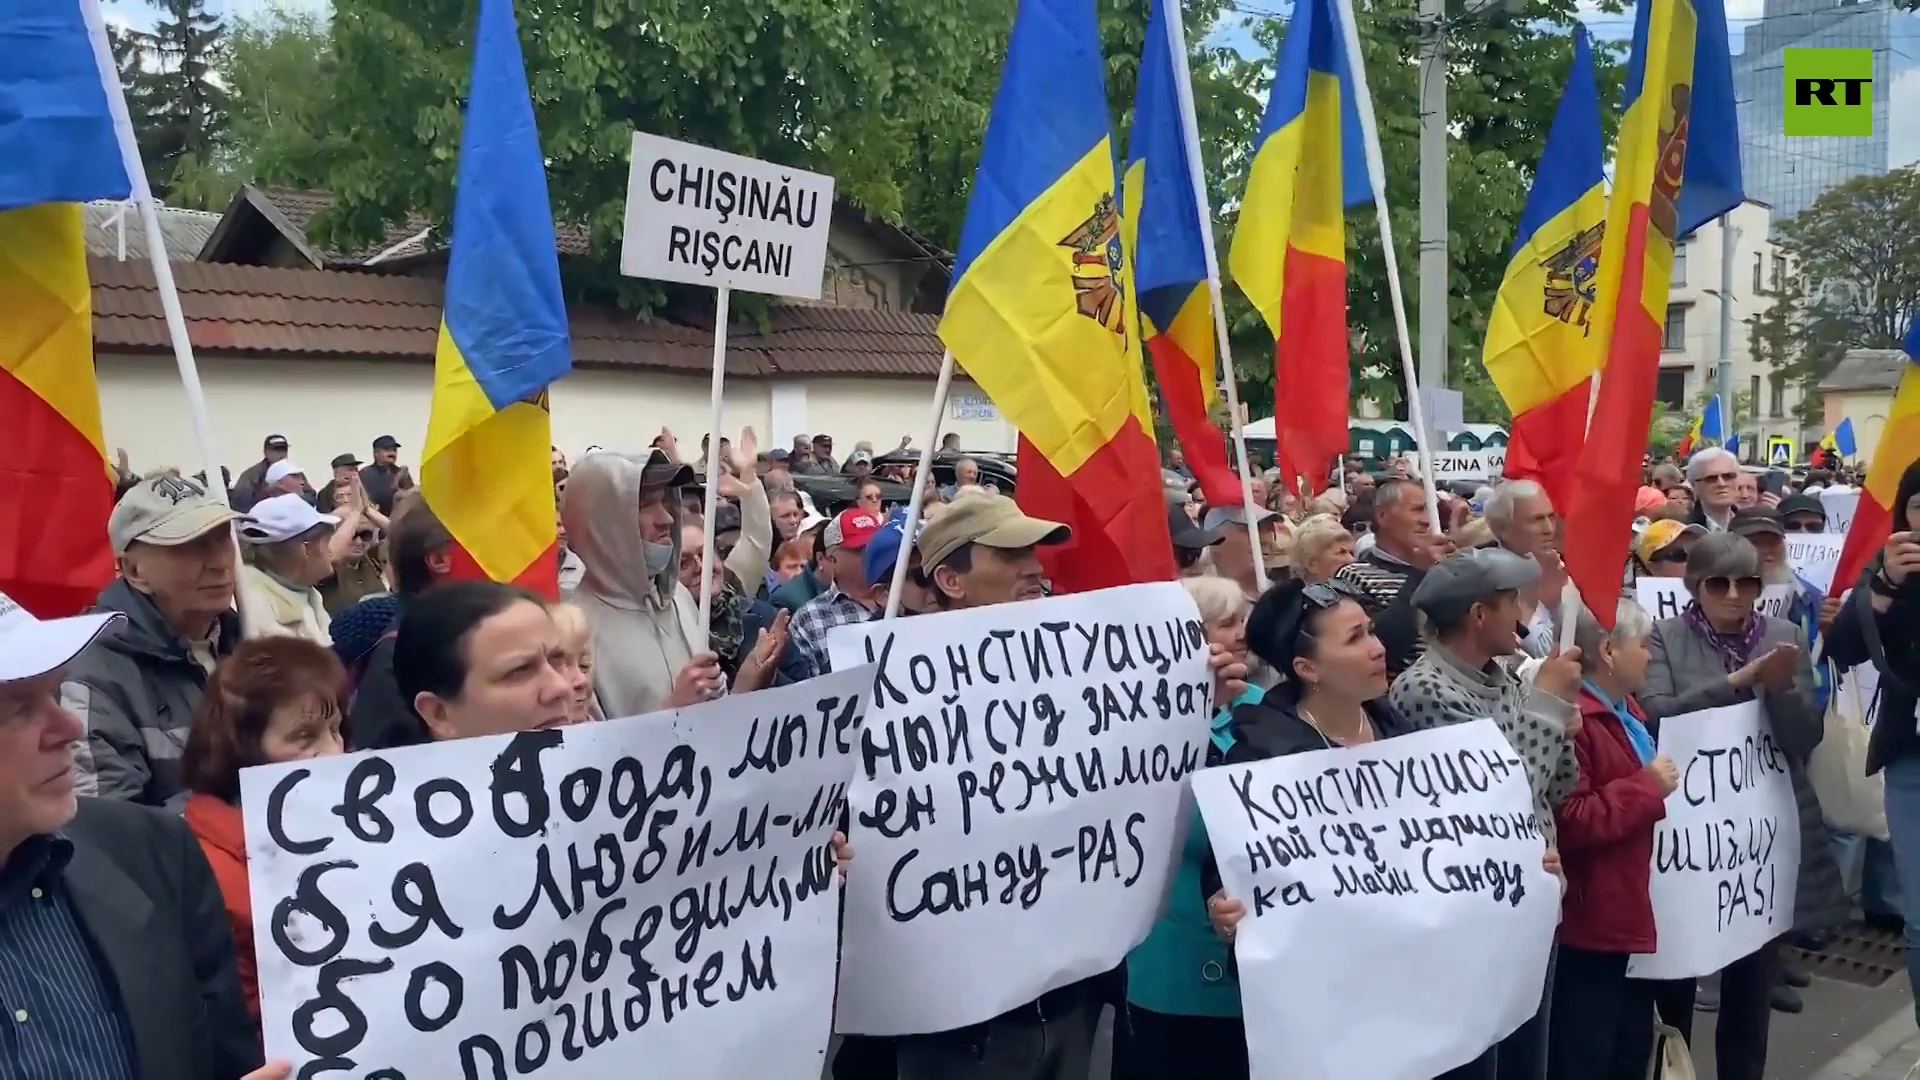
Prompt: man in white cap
<box><xmin>262</xmin><ymin>459</ymin><xmax>311</xmax><ymax>501</ymax></box>
<box><xmin>0</xmin><ymin>591</ymin><xmax>281</xmax><ymax>1080</ymax></box>
<box><xmin>65</xmin><ymin>473</ymin><xmax>247</xmax><ymax>807</ymax></box>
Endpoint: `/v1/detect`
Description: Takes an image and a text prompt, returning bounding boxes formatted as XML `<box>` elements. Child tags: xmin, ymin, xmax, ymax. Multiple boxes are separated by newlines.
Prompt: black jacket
<box><xmin>60</xmin><ymin>798</ymin><xmax>261</xmax><ymax>1080</ymax></box>
<box><xmin>1825</xmin><ymin>565</ymin><xmax>1920</xmax><ymax>775</ymax></box>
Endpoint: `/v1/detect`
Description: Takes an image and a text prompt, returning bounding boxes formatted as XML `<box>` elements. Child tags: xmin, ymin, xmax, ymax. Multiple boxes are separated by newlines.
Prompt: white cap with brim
<box><xmin>239</xmin><ymin>493</ymin><xmax>341</xmax><ymax>543</ymax></box>
<box><xmin>264</xmin><ymin>459</ymin><xmax>307</xmax><ymax>485</ymax></box>
<box><xmin>0</xmin><ymin>592</ymin><xmax>121</xmax><ymax>683</ymax></box>
<box><xmin>108</xmin><ymin>473</ymin><xmax>250</xmax><ymax>555</ymax></box>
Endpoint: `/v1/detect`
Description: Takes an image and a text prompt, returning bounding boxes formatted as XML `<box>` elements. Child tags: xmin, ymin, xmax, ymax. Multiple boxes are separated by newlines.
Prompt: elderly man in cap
<box><xmin>891</xmin><ymin>488</ymin><xmax>1247</xmax><ymax>1080</ymax></box>
<box><xmin>67</xmin><ymin>473</ymin><xmax>247</xmax><ymax>808</ymax></box>
<box><xmin>228</xmin><ymin>434</ymin><xmax>288</xmax><ymax>512</ymax></box>
<box><xmin>1390</xmin><ymin>547</ymin><xmax>1584</xmax><ymax>1080</ymax></box>
<box><xmin>0</xmin><ymin>594</ymin><xmax>284</xmax><ymax>1080</ymax></box>
<box><xmin>359</xmin><ymin>434</ymin><xmax>413</xmax><ymax>515</ymax></box>
<box><xmin>1168</xmin><ymin>502</ymin><xmax>1223</xmax><ymax>578</ymax></box>
<box><xmin>1201</xmin><ymin>502</ymin><xmax>1274</xmax><ymax>600</ymax></box>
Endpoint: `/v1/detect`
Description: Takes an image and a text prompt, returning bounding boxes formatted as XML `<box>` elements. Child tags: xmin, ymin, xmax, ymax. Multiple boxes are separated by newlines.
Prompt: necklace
<box><xmin>1300</xmin><ymin>705</ymin><xmax>1372</xmax><ymax>747</ymax></box>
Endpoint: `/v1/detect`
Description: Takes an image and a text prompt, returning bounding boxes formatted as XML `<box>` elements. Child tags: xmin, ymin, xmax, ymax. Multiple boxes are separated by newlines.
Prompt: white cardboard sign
<box><xmin>621</xmin><ymin>132</ymin><xmax>835</xmax><ymax>299</ymax></box>
<box><xmin>1786</xmin><ymin>533</ymin><xmax>1845</xmax><ymax>594</ymax></box>
<box><xmin>242</xmin><ymin>669</ymin><xmax>871</xmax><ymax>1080</ymax></box>
<box><xmin>1629</xmin><ymin>701</ymin><xmax>1801</xmax><ymax>979</ymax></box>
<box><xmin>1194</xmin><ymin>721</ymin><xmax>1559</xmax><ymax>1080</ymax></box>
<box><xmin>1427</xmin><ymin>449</ymin><xmax>1503</xmax><ymax>483</ymax></box>
<box><xmin>825</xmin><ymin>582</ymin><xmax>1213</xmax><ymax>1036</ymax></box>
<box><xmin>1821</xmin><ymin>490</ymin><xmax>1859</xmax><ymax>536</ymax></box>
<box><xmin>1634</xmin><ymin>578</ymin><xmax>1795</xmax><ymax>622</ymax></box>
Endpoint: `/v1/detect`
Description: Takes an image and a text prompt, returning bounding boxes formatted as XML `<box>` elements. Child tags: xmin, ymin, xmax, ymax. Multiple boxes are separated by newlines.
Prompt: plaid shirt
<box><xmin>789</xmin><ymin>585</ymin><xmax>873</xmax><ymax>679</ymax></box>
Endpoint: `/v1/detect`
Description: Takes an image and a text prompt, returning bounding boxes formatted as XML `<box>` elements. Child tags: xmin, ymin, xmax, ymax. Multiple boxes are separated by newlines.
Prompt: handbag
<box><xmin>1809</xmin><ymin>666</ymin><xmax>1890</xmax><ymax>840</ymax></box>
<box><xmin>1649</xmin><ymin>1020</ymin><xmax>1697</xmax><ymax>1080</ymax></box>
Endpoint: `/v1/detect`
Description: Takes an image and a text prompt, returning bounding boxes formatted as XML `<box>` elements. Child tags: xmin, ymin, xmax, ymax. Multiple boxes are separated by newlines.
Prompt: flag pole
<box><xmin>885</xmin><ymin>351</ymin><xmax>956</xmax><ymax>619</ymax></box>
<box><xmin>1164</xmin><ymin>0</ymin><xmax>1266</xmax><ymax>585</ymax></box>
<box><xmin>1331</xmin><ymin>0</ymin><xmax>1443</xmax><ymax>531</ymax></box>
<box><xmin>696</xmin><ymin>286</ymin><xmax>731</xmax><ymax>656</ymax></box>
<box><xmin>80</xmin><ymin>0</ymin><xmax>248</xmax><ymax>634</ymax></box>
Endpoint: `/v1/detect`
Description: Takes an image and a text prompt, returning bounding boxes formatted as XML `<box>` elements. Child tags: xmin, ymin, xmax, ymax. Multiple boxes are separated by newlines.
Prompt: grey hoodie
<box><xmin>563</xmin><ymin>451</ymin><xmax>703</xmax><ymax>719</ymax></box>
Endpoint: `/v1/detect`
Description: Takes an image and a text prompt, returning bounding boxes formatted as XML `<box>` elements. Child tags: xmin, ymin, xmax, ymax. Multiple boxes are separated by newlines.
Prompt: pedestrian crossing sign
<box><xmin>1767</xmin><ymin>436</ymin><xmax>1795</xmax><ymax>467</ymax></box>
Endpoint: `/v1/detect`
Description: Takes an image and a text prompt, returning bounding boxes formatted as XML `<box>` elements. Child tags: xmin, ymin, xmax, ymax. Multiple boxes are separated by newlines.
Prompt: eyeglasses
<box><xmin>1782</xmin><ymin>520</ymin><xmax>1825</xmax><ymax>533</ymax></box>
<box><xmin>1301</xmin><ymin>579</ymin><xmax>1365</xmax><ymax>608</ymax></box>
<box><xmin>1649</xmin><ymin>548</ymin><xmax>1689</xmax><ymax>564</ymax></box>
<box><xmin>1701</xmin><ymin>575</ymin><xmax>1763</xmax><ymax>596</ymax></box>
<box><xmin>1697</xmin><ymin>471</ymin><xmax>1740</xmax><ymax>485</ymax></box>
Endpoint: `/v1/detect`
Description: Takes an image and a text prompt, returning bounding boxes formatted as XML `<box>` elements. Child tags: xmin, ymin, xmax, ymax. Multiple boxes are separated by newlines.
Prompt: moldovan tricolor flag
<box><xmin>1831</xmin><ymin>316</ymin><xmax>1920</xmax><ymax>594</ymax></box>
<box><xmin>939</xmin><ymin>0</ymin><xmax>1174</xmax><ymax>592</ymax></box>
<box><xmin>1228</xmin><ymin>0</ymin><xmax>1370</xmax><ymax>496</ymax></box>
<box><xmin>1483</xmin><ymin>26</ymin><xmax>1605</xmax><ymax>514</ymax></box>
<box><xmin>1561</xmin><ymin>0</ymin><xmax>1743</xmax><ymax>626</ymax></box>
<box><xmin>0</xmin><ymin>0</ymin><xmax>129</xmax><ymax>616</ymax></box>
<box><xmin>1123</xmin><ymin>0</ymin><xmax>1238</xmax><ymax>507</ymax></box>
<box><xmin>421</xmin><ymin>0</ymin><xmax>571</xmax><ymax>599</ymax></box>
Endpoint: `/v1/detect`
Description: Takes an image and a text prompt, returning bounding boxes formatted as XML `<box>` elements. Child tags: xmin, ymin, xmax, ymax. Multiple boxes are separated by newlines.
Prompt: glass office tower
<box><xmin>1733</xmin><ymin>0</ymin><xmax>1920</xmax><ymax>222</ymax></box>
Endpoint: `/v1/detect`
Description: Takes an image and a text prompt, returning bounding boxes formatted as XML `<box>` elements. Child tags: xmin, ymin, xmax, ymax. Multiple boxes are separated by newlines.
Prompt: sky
<box><xmin>104</xmin><ymin>0</ymin><xmax>328</xmax><ymax>33</ymax></box>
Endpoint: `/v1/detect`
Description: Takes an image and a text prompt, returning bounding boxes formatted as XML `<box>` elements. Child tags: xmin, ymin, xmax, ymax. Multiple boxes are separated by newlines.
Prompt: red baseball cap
<box><xmin>826</xmin><ymin>508</ymin><xmax>884</xmax><ymax>551</ymax></box>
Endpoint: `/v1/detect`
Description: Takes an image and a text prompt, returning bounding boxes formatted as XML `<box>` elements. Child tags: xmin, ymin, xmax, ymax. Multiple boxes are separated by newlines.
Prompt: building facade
<box><xmin>1733</xmin><ymin>0</ymin><xmax>1920</xmax><ymax>222</ymax></box>
<box><xmin>1653</xmin><ymin>200</ymin><xmax>1811</xmax><ymax>456</ymax></box>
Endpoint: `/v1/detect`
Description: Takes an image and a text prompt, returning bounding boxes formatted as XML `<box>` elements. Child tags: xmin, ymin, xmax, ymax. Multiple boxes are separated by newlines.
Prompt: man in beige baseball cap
<box><xmin>914</xmin><ymin>489</ymin><xmax>1069</xmax><ymax>608</ymax></box>
<box><xmin>65</xmin><ymin>472</ymin><xmax>248</xmax><ymax>806</ymax></box>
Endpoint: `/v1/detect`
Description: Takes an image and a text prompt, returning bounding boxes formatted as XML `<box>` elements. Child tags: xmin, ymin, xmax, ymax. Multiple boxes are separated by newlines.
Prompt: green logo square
<box><xmin>1784</xmin><ymin>48</ymin><xmax>1874</xmax><ymax>136</ymax></box>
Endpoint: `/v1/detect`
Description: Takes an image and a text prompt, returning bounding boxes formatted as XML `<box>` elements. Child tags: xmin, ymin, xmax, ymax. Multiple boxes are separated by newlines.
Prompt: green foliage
<box><xmin>1768</xmin><ymin>166</ymin><xmax>1920</xmax><ymax>406</ymax></box>
<box><xmin>117</xmin><ymin>0</ymin><xmax>231</xmax><ymax>205</ymax></box>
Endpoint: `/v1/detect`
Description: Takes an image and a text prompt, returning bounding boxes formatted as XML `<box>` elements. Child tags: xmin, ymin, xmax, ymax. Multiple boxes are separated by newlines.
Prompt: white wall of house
<box><xmin>97</xmin><ymin>354</ymin><xmax>1014</xmax><ymax>475</ymax></box>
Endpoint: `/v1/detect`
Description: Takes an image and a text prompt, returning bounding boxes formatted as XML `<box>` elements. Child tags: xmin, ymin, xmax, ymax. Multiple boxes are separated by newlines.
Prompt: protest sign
<box><xmin>1821</xmin><ymin>489</ymin><xmax>1858</xmax><ymax>536</ymax></box>
<box><xmin>1628</xmin><ymin>702</ymin><xmax>1801</xmax><ymax>979</ymax></box>
<box><xmin>1194</xmin><ymin>721</ymin><xmax>1559</xmax><ymax>1080</ymax></box>
<box><xmin>620</xmin><ymin>132</ymin><xmax>835</xmax><ymax>299</ymax></box>
<box><xmin>1786</xmin><ymin>533</ymin><xmax>1844</xmax><ymax>593</ymax></box>
<box><xmin>825</xmin><ymin>582</ymin><xmax>1213</xmax><ymax>1035</ymax></box>
<box><xmin>242</xmin><ymin>669</ymin><xmax>870</xmax><ymax>1080</ymax></box>
<box><xmin>1634</xmin><ymin>578</ymin><xmax>1794</xmax><ymax>622</ymax></box>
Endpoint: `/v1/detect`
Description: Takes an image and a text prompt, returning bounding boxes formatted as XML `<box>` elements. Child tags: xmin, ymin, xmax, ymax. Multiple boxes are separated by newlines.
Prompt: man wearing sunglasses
<box><xmin>1777</xmin><ymin>493</ymin><xmax>1829</xmax><ymax>536</ymax></box>
<box><xmin>1685</xmin><ymin>448</ymin><xmax>1744</xmax><ymax>532</ymax></box>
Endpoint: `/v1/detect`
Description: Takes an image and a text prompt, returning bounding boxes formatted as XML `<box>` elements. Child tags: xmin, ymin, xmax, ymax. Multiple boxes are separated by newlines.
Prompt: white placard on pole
<box><xmin>1194</xmin><ymin>721</ymin><xmax>1559</xmax><ymax>1080</ymax></box>
<box><xmin>825</xmin><ymin>583</ymin><xmax>1213</xmax><ymax>1036</ymax></box>
<box><xmin>1785</xmin><ymin>533</ymin><xmax>1844</xmax><ymax>594</ymax></box>
<box><xmin>1628</xmin><ymin>701</ymin><xmax>1802</xmax><ymax>979</ymax></box>
<box><xmin>1633</xmin><ymin>578</ymin><xmax>1796</xmax><ymax>622</ymax></box>
<box><xmin>1820</xmin><ymin>489</ymin><xmax>1859</xmax><ymax>537</ymax></box>
<box><xmin>243</xmin><ymin>668</ymin><xmax>871</xmax><ymax>1080</ymax></box>
<box><xmin>1427</xmin><ymin>450</ymin><xmax>1498</xmax><ymax>484</ymax></box>
<box><xmin>621</xmin><ymin>133</ymin><xmax>836</xmax><ymax>299</ymax></box>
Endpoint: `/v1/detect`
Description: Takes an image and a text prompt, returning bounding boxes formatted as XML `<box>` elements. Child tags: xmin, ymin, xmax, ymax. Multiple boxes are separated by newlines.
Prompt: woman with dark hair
<box><xmin>393</xmin><ymin>580</ymin><xmax>578</xmax><ymax>741</ymax></box>
<box><xmin>1201</xmin><ymin>577</ymin><xmax>1558</xmax><ymax>1080</ymax></box>
<box><xmin>179</xmin><ymin>637</ymin><xmax>350</xmax><ymax>1027</ymax></box>
<box><xmin>1825</xmin><ymin>459</ymin><xmax>1920</xmax><ymax>1018</ymax></box>
<box><xmin>1640</xmin><ymin>531</ymin><xmax>1844</xmax><ymax>1080</ymax></box>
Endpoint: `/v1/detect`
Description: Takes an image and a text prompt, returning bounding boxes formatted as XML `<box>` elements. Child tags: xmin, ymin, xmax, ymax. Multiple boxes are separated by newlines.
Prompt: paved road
<box><xmin>824</xmin><ymin>973</ymin><xmax>1912</xmax><ymax>1079</ymax></box>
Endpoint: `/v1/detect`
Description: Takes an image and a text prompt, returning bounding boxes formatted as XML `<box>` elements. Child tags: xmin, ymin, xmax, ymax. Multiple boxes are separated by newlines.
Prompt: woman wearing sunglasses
<box><xmin>1639</xmin><ymin>532</ymin><xmax>1844</xmax><ymax>1080</ymax></box>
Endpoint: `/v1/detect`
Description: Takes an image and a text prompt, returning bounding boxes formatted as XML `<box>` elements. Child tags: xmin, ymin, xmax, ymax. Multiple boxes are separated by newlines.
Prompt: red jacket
<box><xmin>185</xmin><ymin>793</ymin><xmax>260</xmax><ymax>1027</ymax></box>
<box><xmin>1554</xmin><ymin>687</ymin><xmax>1669</xmax><ymax>953</ymax></box>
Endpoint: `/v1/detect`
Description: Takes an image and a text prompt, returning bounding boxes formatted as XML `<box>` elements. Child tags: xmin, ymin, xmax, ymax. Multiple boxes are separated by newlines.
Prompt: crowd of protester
<box><xmin>4</xmin><ymin>423</ymin><xmax>1910</xmax><ymax>1080</ymax></box>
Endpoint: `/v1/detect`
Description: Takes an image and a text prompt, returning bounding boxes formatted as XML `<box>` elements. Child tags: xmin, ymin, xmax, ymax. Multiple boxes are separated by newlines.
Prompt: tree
<box><xmin>218</xmin><ymin>8</ymin><xmax>335</xmax><ymax>192</ymax></box>
<box><xmin>129</xmin><ymin>0</ymin><xmax>231</xmax><ymax>205</ymax></box>
<box><xmin>1768</xmin><ymin>167</ymin><xmax>1920</xmax><ymax>403</ymax></box>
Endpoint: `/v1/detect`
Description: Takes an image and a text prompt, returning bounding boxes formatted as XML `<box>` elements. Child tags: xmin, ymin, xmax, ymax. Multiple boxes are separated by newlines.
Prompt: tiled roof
<box><xmin>254</xmin><ymin>186</ymin><xmax>592</xmax><ymax>263</ymax></box>
<box><xmin>1819</xmin><ymin>349</ymin><xmax>1911</xmax><ymax>393</ymax></box>
<box><xmin>90</xmin><ymin>257</ymin><xmax>946</xmax><ymax>379</ymax></box>
<box><xmin>82</xmin><ymin>201</ymin><xmax>223</xmax><ymax>261</ymax></box>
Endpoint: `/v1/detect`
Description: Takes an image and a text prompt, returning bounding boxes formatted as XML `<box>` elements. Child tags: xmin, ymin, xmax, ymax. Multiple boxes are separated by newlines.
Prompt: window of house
<box><xmin>1671</xmin><ymin>242</ymin><xmax>1687</xmax><ymax>287</ymax></box>
<box><xmin>1753</xmin><ymin>253</ymin><xmax>1764</xmax><ymax>293</ymax></box>
<box><xmin>1656</xmin><ymin>368</ymin><xmax>1689</xmax><ymax>410</ymax></box>
<box><xmin>1772</xmin><ymin>254</ymin><xmax>1787</xmax><ymax>290</ymax></box>
<box><xmin>1663</xmin><ymin>305</ymin><xmax>1687</xmax><ymax>351</ymax></box>
<box><xmin>1750</xmin><ymin>375</ymin><xmax>1761</xmax><ymax>412</ymax></box>
<box><xmin>1769</xmin><ymin>374</ymin><xmax>1785</xmax><ymax>418</ymax></box>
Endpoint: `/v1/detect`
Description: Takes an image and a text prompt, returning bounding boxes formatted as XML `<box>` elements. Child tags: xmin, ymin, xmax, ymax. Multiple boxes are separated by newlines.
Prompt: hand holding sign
<box><xmin>1209</xmin><ymin>640</ymin><xmax>1249</xmax><ymax>704</ymax></box>
<box><xmin>1647</xmin><ymin>755</ymin><xmax>1679</xmax><ymax>795</ymax></box>
<box><xmin>1207</xmin><ymin>891</ymin><xmax>1245</xmax><ymax>940</ymax></box>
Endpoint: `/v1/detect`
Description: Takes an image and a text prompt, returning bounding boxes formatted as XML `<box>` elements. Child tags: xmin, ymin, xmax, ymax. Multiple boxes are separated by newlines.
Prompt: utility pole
<box><xmin>1417</xmin><ymin>0</ymin><xmax>1448</xmax><ymax>393</ymax></box>
<box><xmin>1716</xmin><ymin>214</ymin><xmax>1738</xmax><ymax>450</ymax></box>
